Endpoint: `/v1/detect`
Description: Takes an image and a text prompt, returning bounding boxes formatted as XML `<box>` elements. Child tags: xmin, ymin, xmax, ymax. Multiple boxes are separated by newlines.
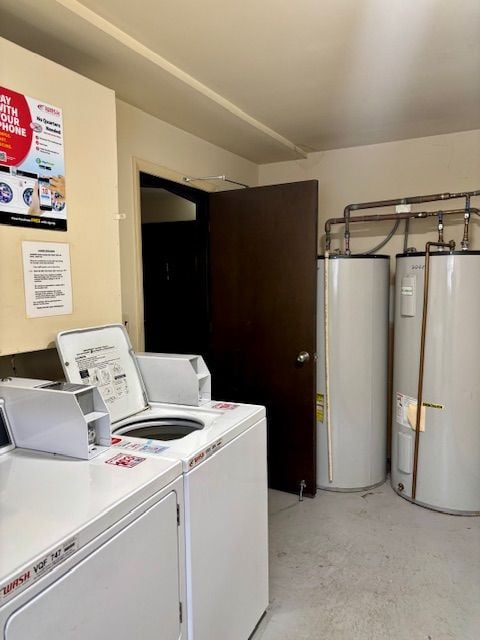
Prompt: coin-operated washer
<box><xmin>56</xmin><ymin>324</ymin><xmax>269</xmax><ymax>640</ymax></box>
<box><xmin>0</xmin><ymin>378</ymin><xmax>111</xmax><ymax>458</ymax></box>
<box><xmin>0</xmin><ymin>392</ymin><xmax>187</xmax><ymax>640</ymax></box>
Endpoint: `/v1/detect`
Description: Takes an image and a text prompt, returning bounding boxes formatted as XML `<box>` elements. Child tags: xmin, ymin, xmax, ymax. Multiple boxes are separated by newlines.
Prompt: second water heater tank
<box><xmin>391</xmin><ymin>251</ymin><xmax>480</xmax><ymax>514</ymax></box>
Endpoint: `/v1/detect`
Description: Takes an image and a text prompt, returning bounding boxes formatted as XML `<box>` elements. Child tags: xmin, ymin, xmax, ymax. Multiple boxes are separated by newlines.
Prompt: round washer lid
<box><xmin>56</xmin><ymin>324</ymin><xmax>148</xmax><ymax>423</ymax></box>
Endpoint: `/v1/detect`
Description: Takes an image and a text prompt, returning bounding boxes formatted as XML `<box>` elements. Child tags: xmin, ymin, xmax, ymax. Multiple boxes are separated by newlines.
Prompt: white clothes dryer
<box><xmin>0</xmin><ymin>445</ymin><xmax>186</xmax><ymax>640</ymax></box>
<box><xmin>56</xmin><ymin>324</ymin><xmax>269</xmax><ymax>640</ymax></box>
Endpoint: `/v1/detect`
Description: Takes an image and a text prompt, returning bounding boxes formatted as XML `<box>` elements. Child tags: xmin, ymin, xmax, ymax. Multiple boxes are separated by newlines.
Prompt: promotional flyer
<box><xmin>0</xmin><ymin>86</ymin><xmax>67</xmax><ymax>230</ymax></box>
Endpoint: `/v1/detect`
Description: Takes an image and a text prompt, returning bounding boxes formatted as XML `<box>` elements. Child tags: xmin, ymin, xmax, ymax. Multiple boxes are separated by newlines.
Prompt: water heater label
<box><xmin>422</xmin><ymin>401</ymin><xmax>444</xmax><ymax>410</ymax></box>
<box><xmin>400</xmin><ymin>276</ymin><xmax>416</xmax><ymax>316</ymax></box>
<box><xmin>316</xmin><ymin>393</ymin><xmax>324</xmax><ymax>423</ymax></box>
<box><xmin>396</xmin><ymin>392</ymin><xmax>425</xmax><ymax>431</ymax></box>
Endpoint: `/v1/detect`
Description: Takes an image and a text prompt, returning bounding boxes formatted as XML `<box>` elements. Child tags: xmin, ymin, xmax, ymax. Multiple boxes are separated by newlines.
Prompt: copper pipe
<box><xmin>343</xmin><ymin>194</ymin><xmax>451</xmax><ymax>254</ymax></box>
<box><xmin>342</xmin><ymin>190</ymin><xmax>480</xmax><ymax>254</ymax></box>
<box><xmin>403</xmin><ymin>219</ymin><xmax>410</xmax><ymax>253</ymax></box>
<box><xmin>411</xmin><ymin>240</ymin><xmax>456</xmax><ymax>501</ymax></box>
<box><xmin>323</xmin><ymin>251</ymin><xmax>333</xmax><ymax>482</ymax></box>
<box><xmin>325</xmin><ymin>207</ymin><xmax>479</xmax><ymax>250</ymax></box>
<box><xmin>343</xmin><ymin>190</ymin><xmax>480</xmax><ymax>217</ymax></box>
<box><xmin>461</xmin><ymin>195</ymin><xmax>471</xmax><ymax>250</ymax></box>
<box><xmin>437</xmin><ymin>213</ymin><xmax>444</xmax><ymax>243</ymax></box>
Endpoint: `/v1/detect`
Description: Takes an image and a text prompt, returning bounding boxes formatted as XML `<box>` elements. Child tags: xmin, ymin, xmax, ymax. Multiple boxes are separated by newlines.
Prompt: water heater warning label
<box><xmin>422</xmin><ymin>401</ymin><xmax>445</xmax><ymax>410</ymax></box>
<box><xmin>316</xmin><ymin>393</ymin><xmax>324</xmax><ymax>423</ymax></box>
<box><xmin>401</xmin><ymin>286</ymin><xmax>413</xmax><ymax>295</ymax></box>
<box><xmin>396</xmin><ymin>392</ymin><xmax>424</xmax><ymax>431</ymax></box>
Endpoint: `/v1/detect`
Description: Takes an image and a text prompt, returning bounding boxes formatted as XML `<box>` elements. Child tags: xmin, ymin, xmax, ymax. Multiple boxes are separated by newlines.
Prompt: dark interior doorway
<box><xmin>140</xmin><ymin>172</ymin><xmax>209</xmax><ymax>356</ymax></box>
<box><xmin>139</xmin><ymin>173</ymin><xmax>318</xmax><ymax>496</ymax></box>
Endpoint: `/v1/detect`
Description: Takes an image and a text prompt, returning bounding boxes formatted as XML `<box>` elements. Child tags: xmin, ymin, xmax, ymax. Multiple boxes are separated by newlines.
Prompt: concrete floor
<box><xmin>252</xmin><ymin>482</ymin><xmax>480</xmax><ymax>640</ymax></box>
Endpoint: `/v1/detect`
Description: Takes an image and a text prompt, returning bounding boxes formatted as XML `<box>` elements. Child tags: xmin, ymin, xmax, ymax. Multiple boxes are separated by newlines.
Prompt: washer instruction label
<box><xmin>111</xmin><ymin>437</ymin><xmax>169</xmax><ymax>455</ymax></box>
<box><xmin>74</xmin><ymin>344</ymin><xmax>129</xmax><ymax>406</ymax></box>
<box><xmin>0</xmin><ymin>536</ymin><xmax>78</xmax><ymax>605</ymax></box>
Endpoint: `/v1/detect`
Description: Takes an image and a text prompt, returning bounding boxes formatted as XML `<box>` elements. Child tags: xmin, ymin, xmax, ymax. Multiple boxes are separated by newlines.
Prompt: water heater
<box><xmin>391</xmin><ymin>251</ymin><xmax>480</xmax><ymax>514</ymax></box>
<box><xmin>317</xmin><ymin>255</ymin><xmax>389</xmax><ymax>491</ymax></box>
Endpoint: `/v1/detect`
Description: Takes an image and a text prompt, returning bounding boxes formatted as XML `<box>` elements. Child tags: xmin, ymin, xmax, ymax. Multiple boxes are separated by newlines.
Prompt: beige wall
<box><xmin>3</xmin><ymin>39</ymin><xmax>478</xmax><ymax>363</ymax></box>
<box><xmin>0</xmin><ymin>38</ymin><xmax>121</xmax><ymax>356</ymax></box>
<box><xmin>116</xmin><ymin>99</ymin><xmax>259</xmax><ymax>350</ymax></box>
<box><xmin>259</xmin><ymin>130</ymin><xmax>480</xmax><ymax>257</ymax></box>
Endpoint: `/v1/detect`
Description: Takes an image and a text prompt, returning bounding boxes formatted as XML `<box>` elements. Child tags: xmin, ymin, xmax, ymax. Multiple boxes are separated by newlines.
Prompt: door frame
<box><xmin>131</xmin><ymin>158</ymin><xmax>217</xmax><ymax>350</ymax></box>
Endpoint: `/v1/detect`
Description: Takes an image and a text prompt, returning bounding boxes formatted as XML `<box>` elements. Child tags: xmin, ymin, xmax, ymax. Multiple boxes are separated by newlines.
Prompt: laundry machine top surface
<box><xmin>111</xmin><ymin>400</ymin><xmax>265</xmax><ymax>470</ymax></box>
<box><xmin>57</xmin><ymin>324</ymin><xmax>266</xmax><ymax>469</ymax></box>
<box><xmin>0</xmin><ymin>446</ymin><xmax>181</xmax><ymax>590</ymax></box>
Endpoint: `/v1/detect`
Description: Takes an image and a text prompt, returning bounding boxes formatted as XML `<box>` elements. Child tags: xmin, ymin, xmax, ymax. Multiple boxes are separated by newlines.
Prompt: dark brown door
<box><xmin>208</xmin><ymin>181</ymin><xmax>318</xmax><ymax>496</ymax></box>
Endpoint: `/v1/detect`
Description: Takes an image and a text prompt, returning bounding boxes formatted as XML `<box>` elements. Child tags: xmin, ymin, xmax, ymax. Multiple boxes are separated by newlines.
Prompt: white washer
<box><xmin>56</xmin><ymin>325</ymin><xmax>269</xmax><ymax>640</ymax></box>
<box><xmin>0</xmin><ymin>445</ymin><xmax>186</xmax><ymax>640</ymax></box>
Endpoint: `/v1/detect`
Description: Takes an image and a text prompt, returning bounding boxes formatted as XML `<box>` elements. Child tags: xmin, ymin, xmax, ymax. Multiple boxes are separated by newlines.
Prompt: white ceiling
<box><xmin>1</xmin><ymin>0</ymin><xmax>479</xmax><ymax>163</ymax></box>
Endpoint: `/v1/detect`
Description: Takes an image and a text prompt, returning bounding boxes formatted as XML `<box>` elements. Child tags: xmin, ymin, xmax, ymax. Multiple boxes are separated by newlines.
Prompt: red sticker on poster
<box><xmin>105</xmin><ymin>453</ymin><xmax>146</xmax><ymax>468</ymax></box>
<box><xmin>0</xmin><ymin>87</ymin><xmax>33</xmax><ymax>166</ymax></box>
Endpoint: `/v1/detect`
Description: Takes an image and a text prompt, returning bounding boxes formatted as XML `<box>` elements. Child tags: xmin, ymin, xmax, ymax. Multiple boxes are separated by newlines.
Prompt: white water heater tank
<box><xmin>391</xmin><ymin>251</ymin><xmax>480</xmax><ymax>514</ymax></box>
<box><xmin>317</xmin><ymin>255</ymin><xmax>389</xmax><ymax>491</ymax></box>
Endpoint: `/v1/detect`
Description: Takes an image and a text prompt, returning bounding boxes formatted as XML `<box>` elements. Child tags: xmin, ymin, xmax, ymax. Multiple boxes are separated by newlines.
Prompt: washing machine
<box><xmin>56</xmin><ymin>324</ymin><xmax>269</xmax><ymax>640</ymax></box>
<box><xmin>0</xmin><ymin>166</ymin><xmax>37</xmax><ymax>215</ymax></box>
<box><xmin>0</xmin><ymin>426</ymin><xmax>186</xmax><ymax>639</ymax></box>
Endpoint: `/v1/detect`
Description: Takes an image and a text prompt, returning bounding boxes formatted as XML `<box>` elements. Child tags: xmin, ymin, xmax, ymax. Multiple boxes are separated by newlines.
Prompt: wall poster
<box><xmin>0</xmin><ymin>86</ymin><xmax>67</xmax><ymax>230</ymax></box>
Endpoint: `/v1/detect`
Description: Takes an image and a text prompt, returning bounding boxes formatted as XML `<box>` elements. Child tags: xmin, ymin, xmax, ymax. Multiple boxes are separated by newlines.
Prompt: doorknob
<box><xmin>296</xmin><ymin>351</ymin><xmax>310</xmax><ymax>364</ymax></box>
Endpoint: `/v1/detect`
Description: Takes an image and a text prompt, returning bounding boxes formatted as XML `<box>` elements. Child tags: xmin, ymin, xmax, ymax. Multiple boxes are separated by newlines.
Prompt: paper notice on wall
<box><xmin>22</xmin><ymin>241</ymin><xmax>72</xmax><ymax>317</ymax></box>
<box><xmin>396</xmin><ymin>392</ymin><xmax>425</xmax><ymax>432</ymax></box>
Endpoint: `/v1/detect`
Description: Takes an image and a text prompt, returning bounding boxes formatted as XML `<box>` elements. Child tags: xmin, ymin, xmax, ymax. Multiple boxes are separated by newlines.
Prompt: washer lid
<box><xmin>56</xmin><ymin>324</ymin><xmax>148</xmax><ymax>423</ymax></box>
